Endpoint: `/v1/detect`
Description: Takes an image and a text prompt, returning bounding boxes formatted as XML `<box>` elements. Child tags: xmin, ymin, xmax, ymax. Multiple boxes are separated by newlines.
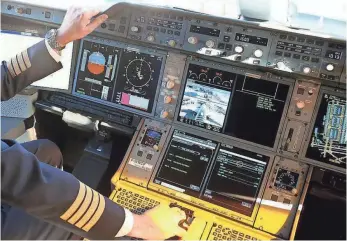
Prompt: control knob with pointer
<box><xmin>205</xmin><ymin>40</ymin><xmax>215</xmax><ymax>48</ymax></box>
<box><xmin>234</xmin><ymin>46</ymin><xmax>244</xmax><ymax>53</ymax></box>
<box><xmin>130</xmin><ymin>26</ymin><xmax>140</xmax><ymax>33</ymax></box>
<box><xmin>303</xmin><ymin>67</ymin><xmax>311</xmax><ymax>74</ymax></box>
<box><xmin>254</xmin><ymin>49</ymin><xmax>263</xmax><ymax>58</ymax></box>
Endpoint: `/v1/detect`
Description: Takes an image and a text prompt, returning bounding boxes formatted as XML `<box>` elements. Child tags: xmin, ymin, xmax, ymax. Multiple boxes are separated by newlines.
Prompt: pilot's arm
<box><xmin>1</xmin><ymin>40</ymin><xmax>63</xmax><ymax>101</ymax></box>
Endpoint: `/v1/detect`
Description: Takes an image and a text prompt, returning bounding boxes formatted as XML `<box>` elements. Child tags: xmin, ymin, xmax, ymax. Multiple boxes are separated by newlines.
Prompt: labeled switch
<box><xmin>45</xmin><ymin>11</ymin><xmax>51</xmax><ymax>18</ymax></box>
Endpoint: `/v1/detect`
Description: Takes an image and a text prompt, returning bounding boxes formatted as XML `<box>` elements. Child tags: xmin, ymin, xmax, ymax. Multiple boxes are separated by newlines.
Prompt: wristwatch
<box><xmin>45</xmin><ymin>29</ymin><xmax>65</xmax><ymax>51</ymax></box>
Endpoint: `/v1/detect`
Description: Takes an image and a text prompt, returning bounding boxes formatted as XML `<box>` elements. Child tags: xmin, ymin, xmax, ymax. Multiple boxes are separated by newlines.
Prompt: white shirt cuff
<box><xmin>115</xmin><ymin>209</ymin><xmax>134</xmax><ymax>237</ymax></box>
<box><xmin>45</xmin><ymin>39</ymin><xmax>62</xmax><ymax>63</ymax></box>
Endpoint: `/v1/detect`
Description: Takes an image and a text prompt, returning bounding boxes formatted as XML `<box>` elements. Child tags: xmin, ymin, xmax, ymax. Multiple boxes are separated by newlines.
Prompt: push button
<box><xmin>45</xmin><ymin>11</ymin><xmax>51</xmax><ymax>18</ymax></box>
<box><xmin>137</xmin><ymin>151</ymin><xmax>143</xmax><ymax>157</ymax></box>
<box><xmin>146</xmin><ymin>154</ymin><xmax>153</xmax><ymax>160</ymax></box>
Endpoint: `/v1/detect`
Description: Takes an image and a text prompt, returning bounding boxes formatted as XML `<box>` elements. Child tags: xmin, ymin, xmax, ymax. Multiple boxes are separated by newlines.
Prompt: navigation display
<box><xmin>154</xmin><ymin>130</ymin><xmax>217</xmax><ymax>196</ymax></box>
<box><xmin>203</xmin><ymin>145</ymin><xmax>269</xmax><ymax>217</ymax></box>
<box><xmin>113</xmin><ymin>49</ymin><xmax>163</xmax><ymax>112</ymax></box>
<box><xmin>306</xmin><ymin>93</ymin><xmax>346</xmax><ymax>169</ymax></box>
<box><xmin>75</xmin><ymin>41</ymin><xmax>120</xmax><ymax>101</ymax></box>
<box><xmin>178</xmin><ymin>64</ymin><xmax>234</xmax><ymax>132</ymax></box>
<box><xmin>224</xmin><ymin>76</ymin><xmax>289</xmax><ymax>147</ymax></box>
<box><xmin>74</xmin><ymin>39</ymin><xmax>165</xmax><ymax>113</ymax></box>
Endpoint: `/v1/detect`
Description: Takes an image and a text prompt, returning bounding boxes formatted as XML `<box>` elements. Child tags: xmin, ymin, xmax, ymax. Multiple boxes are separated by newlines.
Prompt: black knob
<box><xmin>101</xmin><ymin>23</ymin><xmax>107</xmax><ymax>29</ymax></box>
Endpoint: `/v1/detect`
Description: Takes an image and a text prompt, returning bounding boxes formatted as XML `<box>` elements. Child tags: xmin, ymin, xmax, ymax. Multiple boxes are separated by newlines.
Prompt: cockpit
<box><xmin>1</xmin><ymin>0</ymin><xmax>346</xmax><ymax>239</ymax></box>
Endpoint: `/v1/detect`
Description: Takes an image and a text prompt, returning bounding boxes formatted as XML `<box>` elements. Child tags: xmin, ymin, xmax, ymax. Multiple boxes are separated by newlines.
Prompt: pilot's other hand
<box><xmin>128</xmin><ymin>204</ymin><xmax>187</xmax><ymax>240</ymax></box>
<box><xmin>56</xmin><ymin>6</ymin><xmax>108</xmax><ymax>47</ymax></box>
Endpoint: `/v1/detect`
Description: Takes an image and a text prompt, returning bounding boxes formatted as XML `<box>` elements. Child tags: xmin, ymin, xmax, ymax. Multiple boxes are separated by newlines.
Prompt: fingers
<box><xmin>82</xmin><ymin>9</ymin><xmax>101</xmax><ymax>19</ymax></box>
<box><xmin>85</xmin><ymin>14</ymin><xmax>108</xmax><ymax>34</ymax></box>
<box><xmin>175</xmin><ymin>225</ymin><xmax>188</xmax><ymax>238</ymax></box>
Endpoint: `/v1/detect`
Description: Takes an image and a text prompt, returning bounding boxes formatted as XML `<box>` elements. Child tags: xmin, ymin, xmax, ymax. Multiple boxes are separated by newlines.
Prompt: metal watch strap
<box><xmin>46</xmin><ymin>29</ymin><xmax>65</xmax><ymax>51</ymax></box>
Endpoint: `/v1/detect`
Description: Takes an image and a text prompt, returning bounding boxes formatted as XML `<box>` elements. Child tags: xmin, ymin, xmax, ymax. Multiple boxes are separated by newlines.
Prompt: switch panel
<box><xmin>287</xmin><ymin>80</ymin><xmax>320</xmax><ymax>122</ymax></box>
<box><xmin>120</xmin><ymin>119</ymin><xmax>171</xmax><ymax>186</ymax></box>
<box><xmin>155</xmin><ymin>52</ymin><xmax>186</xmax><ymax>120</ymax></box>
<box><xmin>279</xmin><ymin>120</ymin><xmax>307</xmax><ymax>157</ymax></box>
<box><xmin>254</xmin><ymin>157</ymin><xmax>309</xmax><ymax>239</ymax></box>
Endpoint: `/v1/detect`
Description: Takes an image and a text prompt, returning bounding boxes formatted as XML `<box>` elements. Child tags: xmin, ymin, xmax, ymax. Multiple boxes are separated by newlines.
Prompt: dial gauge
<box><xmin>274</xmin><ymin>168</ymin><xmax>299</xmax><ymax>192</ymax></box>
<box><xmin>125</xmin><ymin>58</ymin><xmax>153</xmax><ymax>87</ymax></box>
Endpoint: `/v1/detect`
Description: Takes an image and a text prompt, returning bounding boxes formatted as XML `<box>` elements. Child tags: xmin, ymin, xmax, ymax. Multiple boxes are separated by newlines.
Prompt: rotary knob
<box><xmin>254</xmin><ymin>49</ymin><xmax>263</xmax><ymax>58</ymax></box>
<box><xmin>164</xmin><ymin>96</ymin><xmax>172</xmax><ymax>104</ymax></box>
<box><xmin>166</xmin><ymin>80</ymin><xmax>175</xmax><ymax>89</ymax></box>
<box><xmin>130</xmin><ymin>26</ymin><xmax>140</xmax><ymax>32</ymax></box>
<box><xmin>205</xmin><ymin>40</ymin><xmax>215</xmax><ymax>48</ymax></box>
<box><xmin>188</xmin><ymin>36</ymin><xmax>198</xmax><ymax>45</ymax></box>
<box><xmin>292</xmin><ymin>188</ymin><xmax>298</xmax><ymax>195</ymax></box>
<box><xmin>160</xmin><ymin>111</ymin><xmax>169</xmax><ymax>119</ymax></box>
<box><xmin>326</xmin><ymin>63</ymin><xmax>335</xmax><ymax>72</ymax></box>
<box><xmin>168</xmin><ymin>39</ymin><xmax>176</xmax><ymax>47</ymax></box>
<box><xmin>234</xmin><ymin>45</ymin><xmax>244</xmax><ymax>53</ymax></box>
<box><xmin>303</xmin><ymin>67</ymin><xmax>311</xmax><ymax>74</ymax></box>
<box><xmin>147</xmin><ymin>35</ymin><xmax>155</xmax><ymax>42</ymax></box>
<box><xmin>276</xmin><ymin>61</ymin><xmax>286</xmax><ymax>70</ymax></box>
<box><xmin>296</xmin><ymin>101</ymin><xmax>305</xmax><ymax>109</ymax></box>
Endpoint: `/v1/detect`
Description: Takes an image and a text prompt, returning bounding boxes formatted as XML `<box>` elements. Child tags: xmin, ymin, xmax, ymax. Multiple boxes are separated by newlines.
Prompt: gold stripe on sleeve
<box><xmin>75</xmin><ymin>190</ymin><xmax>100</xmax><ymax>228</ymax></box>
<box><xmin>68</xmin><ymin>185</ymin><xmax>93</xmax><ymax>225</ymax></box>
<box><xmin>11</xmin><ymin>57</ymin><xmax>21</xmax><ymax>75</ymax></box>
<box><xmin>16</xmin><ymin>53</ymin><xmax>27</xmax><ymax>72</ymax></box>
<box><xmin>6</xmin><ymin>61</ymin><xmax>16</xmax><ymax>78</ymax></box>
<box><xmin>60</xmin><ymin>182</ymin><xmax>86</xmax><ymax>221</ymax></box>
<box><xmin>21</xmin><ymin>49</ymin><xmax>31</xmax><ymax>68</ymax></box>
<box><xmin>82</xmin><ymin>194</ymin><xmax>106</xmax><ymax>232</ymax></box>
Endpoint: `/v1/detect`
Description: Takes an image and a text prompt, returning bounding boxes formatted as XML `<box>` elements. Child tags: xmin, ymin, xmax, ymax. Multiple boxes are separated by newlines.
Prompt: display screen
<box><xmin>141</xmin><ymin>129</ymin><xmax>162</xmax><ymax>147</ymax></box>
<box><xmin>113</xmin><ymin>48</ymin><xmax>163</xmax><ymax>112</ymax></box>
<box><xmin>306</xmin><ymin>94</ymin><xmax>346</xmax><ymax>169</ymax></box>
<box><xmin>0</xmin><ymin>30</ymin><xmax>73</xmax><ymax>90</ymax></box>
<box><xmin>274</xmin><ymin>168</ymin><xmax>299</xmax><ymax>192</ymax></box>
<box><xmin>74</xmin><ymin>39</ymin><xmax>164</xmax><ymax>113</ymax></box>
<box><xmin>235</xmin><ymin>33</ymin><xmax>268</xmax><ymax>46</ymax></box>
<box><xmin>224</xmin><ymin>76</ymin><xmax>289</xmax><ymax>147</ymax></box>
<box><xmin>190</xmin><ymin>25</ymin><xmax>220</xmax><ymax>37</ymax></box>
<box><xmin>154</xmin><ymin>130</ymin><xmax>217</xmax><ymax>196</ymax></box>
<box><xmin>178</xmin><ymin>64</ymin><xmax>234</xmax><ymax>132</ymax></box>
<box><xmin>203</xmin><ymin>145</ymin><xmax>269</xmax><ymax>217</ymax></box>
<box><xmin>325</xmin><ymin>50</ymin><xmax>342</xmax><ymax>60</ymax></box>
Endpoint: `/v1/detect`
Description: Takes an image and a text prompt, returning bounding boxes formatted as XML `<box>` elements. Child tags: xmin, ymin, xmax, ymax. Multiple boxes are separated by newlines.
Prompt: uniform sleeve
<box><xmin>1</xmin><ymin>143</ymin><xmax>129</xmax><ymax>240</ymax></box>
<box><xmin>1</xmin><ymin>39</ymin><xmax>62</xmax><ymax>101</ymax></box>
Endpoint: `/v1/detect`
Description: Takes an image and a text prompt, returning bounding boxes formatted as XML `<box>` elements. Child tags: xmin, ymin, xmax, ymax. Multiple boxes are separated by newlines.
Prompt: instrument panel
<box><xmin>1</xmin><ymin>1</ymin><xmax>346</xmax><ymax>240</ymax></box>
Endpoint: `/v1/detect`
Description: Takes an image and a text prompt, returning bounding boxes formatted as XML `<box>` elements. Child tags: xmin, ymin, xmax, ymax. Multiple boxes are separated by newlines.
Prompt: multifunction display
<box><xmin>154</xmin><ymin>130</ymin><xmax>217</xmax><ymax>196</ymax></box>
<box><xmin>306</xmin><ymin>93</ymin><xmax>346</xmax><ymax>169</ymax></box>
<box><xmin>235</xmin><ymin>33</ymin><xmax>268</xmax><ymax>46</ymax></box>
<box><xmin>141</xmin><ymin>129</ymin><xmax>162</xmax><ymax>148</ymax></box>
<box><xmin>178</xmin><ymin>64</ymin><xmax>233</xmax><ymax>132</ymax></box>
<box><xmin>178</xmin><ymin>63</ymin><xmax>290</xmax><ymax>147</ymax></box>
<box><xmin>154</xmin><ymin>134</ymin><xmax>270</xmax><ymax>217</ymax></box>
<box><xmin>74</xmin><ymin>39</ymin><xmax>165</xmax><ymax>113</ymax></box>
<box><xmin>203</xmin><ymin>145</ymin><xmax>269</xmax><ymax>217</ymax></box>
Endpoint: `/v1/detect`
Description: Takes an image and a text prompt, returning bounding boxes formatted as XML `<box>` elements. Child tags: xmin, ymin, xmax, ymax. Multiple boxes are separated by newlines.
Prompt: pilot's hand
<box><xmin>128</xmin><ymin>204</ymin><xmax>187</xmax><ymax>240</ymax></box>
<box><xmin>56</xmin><ymin>7</ymin><xmax>108</xmax><ymax>47</ymax></box>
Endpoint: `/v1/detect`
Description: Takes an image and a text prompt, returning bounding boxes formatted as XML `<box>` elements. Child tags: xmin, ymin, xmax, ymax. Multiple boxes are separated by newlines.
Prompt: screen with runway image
<box><xmin>306</xmin><ymin>93</ymin><xmax>346</xmax><ymax>169</ymax></box>
<box><xmin>74</xmin><ymin>40</ymin><xmax>121</xmax><ymax>101</ymax></box>
<box><xmin>178</xmin><ymin>64</ymin><xmax>234</xmax><ymax>132</ymax></box>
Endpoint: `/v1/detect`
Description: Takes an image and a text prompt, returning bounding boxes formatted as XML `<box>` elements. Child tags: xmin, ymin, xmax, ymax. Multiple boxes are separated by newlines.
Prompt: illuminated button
<box><xmin>276</xmin><ymin>61</ymin><xmax>286</xmax><ymax>70</ymax></box>
<box><xmin>166</xmin><ymin>80</ymin><xmax>175</xmax><ymax>89</ymax></box>
<box><xmin>308</xmin><ymin>89</ymin><xmax>314</xmax><ymax>95</ymax></box>
<box><xmin>160</xmin><ymin>111</ymin><xmax>169</xmax><ymax>118</ymax></box>
<box><xmin>303</xmin><ymin>67</ymin><xmax>311</xmax><ymax>74</ymax></box>
<box><xmin>164</xmin><ymin>96</ymin><xmax>172</xmax><ymax>104</ymax></box>
<box><xmin>234</xmin><ymin>45</ymin><xmax>244</xmax><ymax>53</ymax></box>
<box><xmin>168</xmin><ymin>39</ymin><xmax>176</xmax><ymax>47</ymax></box>
<box><xmin>130</xmin><ymin>26</ymin><xmax>140</xmax><ymax>32</ymax></box>
<box><xmin>188</xmin><ymin>36</ymin><xmax>198</xmax><ymax>45</ymax></box>
<box><xmin>153</xmin><ymin>145</ymin><xmax>159</xmax><ymax>151</ymax></box>
<box><xmin>147</xmin><ymin>35</ymin><xmax>155</xmax><ymax>42</ymax></box>
<box><xmin>205</xmin><ymin>40</ymin><xmax>215</xmax><ymax>48</ymax></box>
<box><xmin>296</xmin><ymin>101</ymin><xmax>305</xmax><ymax>109</ymax></box>
<box><xmin>326</xmin><ymin>63</ymin><xmax>335</xmax><ymax>72</ymax></box>
<box><xmin>291</xmin><ymin>188</ymin><xmax>298</xmax><ymax>195</ymax></box>
<box><xmin>254</xmin><ymin>49</ymin><xmax>263</xmax><ymax>58</ymax></box>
